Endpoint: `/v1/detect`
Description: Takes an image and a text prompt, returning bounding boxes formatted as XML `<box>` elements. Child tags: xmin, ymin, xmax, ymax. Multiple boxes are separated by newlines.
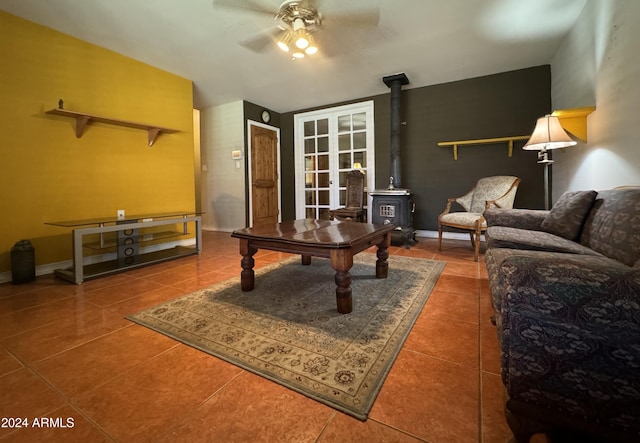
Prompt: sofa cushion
<box><xmin>541</xmin><ymin>190</ymin><xmax>597</xmax><ymax>241</ymax></box>
<box><xmin>580</xmin><ymin>188</ymin><xmax>640</xmax><ymax>267</ymax></box>
<box><xmin>486</xmin><ymin>226</ymin><xmax>603</xmax><ymax>256</ymax></box>
<box><xmin>439</xmin><ymin>212</ymin><xmax>485</xmax><ymax>228</ymax></box>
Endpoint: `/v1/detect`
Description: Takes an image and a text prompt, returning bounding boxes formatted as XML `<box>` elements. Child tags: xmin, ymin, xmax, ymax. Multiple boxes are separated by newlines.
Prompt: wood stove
<box><xmin>371</xmin><ymin>73</ymin><xmax>417</xmax><ymax>246</ymax></box>
<box><xmin>370</xmin><ymin>185</ymin><xmax>415</xmax><ymax>246</ymax></box>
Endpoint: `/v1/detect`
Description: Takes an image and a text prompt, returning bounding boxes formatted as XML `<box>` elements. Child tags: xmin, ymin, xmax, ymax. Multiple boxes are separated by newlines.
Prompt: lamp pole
<box><xmin>543</xmin><ymin>162</ymin><xmax>551</xmax><ymax>210</ymax></box>
<box><xmin>538</xmin><ymin>148</ymin><xmax>553</xmax><ymax>210</ymax></box>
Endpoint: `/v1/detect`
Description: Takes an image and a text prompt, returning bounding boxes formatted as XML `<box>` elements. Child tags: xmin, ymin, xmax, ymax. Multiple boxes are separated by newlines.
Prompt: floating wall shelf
<box><xmin>436</xmin><ymin>106</ymin><xmax>596</xmax><ymax>160</ymax></box>
<box><xmin>45</xmin><ymin>108</ymin><xmax>179</xmax><ymax>146</ymax></box>
<box><xmin>438</xmin><ymin>136</ymin><xmax>530</xmax><ymax>160</ymax></box>
<box><xmin>551</xmin><ymin>106</ymin><xmax>595</xmax><ymax>142</ymax></box>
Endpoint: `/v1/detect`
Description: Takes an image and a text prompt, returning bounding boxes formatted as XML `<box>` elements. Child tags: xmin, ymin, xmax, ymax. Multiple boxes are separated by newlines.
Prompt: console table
<box><xmin>46</xmin><ymin>211</ymin><xmax>202</xmax><ymax>284</ymax></box>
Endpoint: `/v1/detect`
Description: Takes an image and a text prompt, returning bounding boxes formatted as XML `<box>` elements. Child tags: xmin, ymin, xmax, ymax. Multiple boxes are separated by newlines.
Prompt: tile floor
<box><xmin>0</xmin><ymin>231</ymin><xmax>523</xmax><ymax>442</ymax></box>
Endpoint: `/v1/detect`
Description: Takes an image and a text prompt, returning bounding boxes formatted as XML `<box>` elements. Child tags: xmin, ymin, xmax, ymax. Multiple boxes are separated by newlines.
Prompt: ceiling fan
<box><xmin>213</xmin><ymin>0</ymin><xmax>380</xmax><ymax>59</ymax></box>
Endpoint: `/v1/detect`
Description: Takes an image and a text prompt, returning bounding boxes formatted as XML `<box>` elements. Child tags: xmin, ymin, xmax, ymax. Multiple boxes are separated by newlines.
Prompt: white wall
<box><xmin>551</xmin><ymin>0</ymin><xmax>640</xmax><ymax>199</ymax></box>
<box><xmin>200</xmin><ymin>101</ymin><xmax>246</xmax><ymax>231</ymax></box>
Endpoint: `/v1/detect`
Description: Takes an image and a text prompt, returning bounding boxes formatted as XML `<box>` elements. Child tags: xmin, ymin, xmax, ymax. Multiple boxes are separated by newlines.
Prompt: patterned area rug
<box><xmin>128</xmin><ymin>253</ymin><xmax>444</xmax><ymax>420</ymax></box>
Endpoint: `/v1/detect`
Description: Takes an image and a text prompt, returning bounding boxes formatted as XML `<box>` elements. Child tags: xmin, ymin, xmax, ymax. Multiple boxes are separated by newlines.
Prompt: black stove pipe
<box><xmin>382</xmin><ymin>73</ymin><xmax>409</xmax><ymax>189</ymax></box>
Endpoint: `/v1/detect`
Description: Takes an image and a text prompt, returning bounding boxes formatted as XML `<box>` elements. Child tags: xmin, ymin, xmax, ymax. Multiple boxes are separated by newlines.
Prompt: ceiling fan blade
<box><xmin>313</xmin><ymin>14</ymin><xmax>383</xmax><ymax>59</ymax></box>
<box><xmin>322</xmin><ymin>8</ymin><xmax>380</xmax><ymax>29</ymax></box>
<box><xmin>212</xmin><ymin>0</ymin><xmax>275</xmax><ymax>16</ymax></box>
<box><xmin>239</xmin><ymin>28</ymin><xmax>281</xmax><ymax>53</ymax></box>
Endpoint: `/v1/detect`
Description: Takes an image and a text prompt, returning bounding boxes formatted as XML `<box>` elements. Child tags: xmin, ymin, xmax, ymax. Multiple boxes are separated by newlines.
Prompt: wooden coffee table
<box><xmin>231</xmin><ymin>219</ymin><xmax>395</xmax><ymax>314</ymax></box>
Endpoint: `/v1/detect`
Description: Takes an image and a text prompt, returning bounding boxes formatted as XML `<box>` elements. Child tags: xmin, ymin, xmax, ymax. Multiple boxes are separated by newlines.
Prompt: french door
<box><xmin>294</xmin><ymin>101</ymin><xmax>375</xmax><ymax>221</ymax></box>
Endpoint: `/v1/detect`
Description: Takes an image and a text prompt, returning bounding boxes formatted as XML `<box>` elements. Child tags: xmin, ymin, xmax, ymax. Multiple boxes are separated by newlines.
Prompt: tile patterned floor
<box><xmin>0</xmin><ymin>231</ymin><xmax>519</xmax><ymax>442</ymax></box>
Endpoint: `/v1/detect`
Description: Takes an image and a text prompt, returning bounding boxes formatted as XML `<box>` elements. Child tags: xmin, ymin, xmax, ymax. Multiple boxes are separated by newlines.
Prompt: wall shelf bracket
<box><xmin>147</xmin><ymin>127</ymin><xmax>162</xmax><ymax>147</ymax></box>
<box><xmin>45</xmin><ymin>108</ymin><xmax>179</xmax><ymax>146</ymax></box>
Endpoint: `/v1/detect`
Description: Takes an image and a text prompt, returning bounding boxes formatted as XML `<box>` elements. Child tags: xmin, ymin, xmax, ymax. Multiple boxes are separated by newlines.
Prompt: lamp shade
<box><xmin>522</xmin><ymin>115</ymin><xmax>577</xmax><ymax>151</ymax></box>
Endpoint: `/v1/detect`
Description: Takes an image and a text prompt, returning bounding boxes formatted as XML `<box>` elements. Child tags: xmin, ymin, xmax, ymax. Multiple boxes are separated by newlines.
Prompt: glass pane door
<box><xmin>303</xmin><ymin>118</ymin><xmax>331</xmax><ymax>220</ymax></box>
<box><xmin>294</xmin><ymin>101</ymin><xmax>375</xmax><ymax>221</ymax></box>
<box><xmin>337</xmin><ymin>111</ymin><xmax>368</xmax><ymax>207</ymax></box>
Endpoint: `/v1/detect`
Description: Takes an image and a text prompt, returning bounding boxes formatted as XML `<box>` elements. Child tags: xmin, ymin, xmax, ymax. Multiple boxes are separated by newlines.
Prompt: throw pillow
<box><xmin>541</xmin><ymin>190</ymin><xmax>598</xmax><ymax>241</ymax></box>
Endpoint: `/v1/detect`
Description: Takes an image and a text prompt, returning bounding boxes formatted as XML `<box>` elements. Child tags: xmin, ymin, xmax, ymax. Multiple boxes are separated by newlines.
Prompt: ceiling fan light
<box><xmin>304</xmin><ymin>34</ymin><xmax>317</xmax><ymax>55</ymax></box>
<box><xmin>294</xmin><ymin>29</ymin><xmax>309</xmax><ymax>49</ymax></box>
<box><xmin>277</xmin><ymin>32</ymin><xmax>292</xmax><ymax>52</ymax></box>
<box><xmin>277</xmin><ymin>41</ymin><xmax>289</xmax><ymax>52</ymax></box>
<box><xmin>292</xmin><ymin>49</ymin><xmax>305</xmax><ymax>59</ymax></box>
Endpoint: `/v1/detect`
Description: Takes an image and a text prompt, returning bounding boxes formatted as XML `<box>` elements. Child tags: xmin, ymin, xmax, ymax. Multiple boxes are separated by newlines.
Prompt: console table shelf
<box><xmin>45</xmin><ymin>108</ymin><xmax>179</xmax><ymax>146</ymax></box>
<box><xmin>83</xmin><ymin>230</ymin><xmax>189</xmax><ymax>250</ymax></box>
<box><xmin>54</xmin><ymin>246</ymin><xmax>197</xmax><ymax>283</ymax></box>
<box><xmin>46</xmin><ymin>212</ymin><xmax>202</xmax><ymax>284</ymax></box>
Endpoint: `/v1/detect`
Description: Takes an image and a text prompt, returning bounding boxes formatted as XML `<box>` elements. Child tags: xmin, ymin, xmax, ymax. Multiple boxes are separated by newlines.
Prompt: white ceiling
<box><xmin>0</xmin><ymin>0</ymin><xmax>587</xmax><ymax>113</ymax></box>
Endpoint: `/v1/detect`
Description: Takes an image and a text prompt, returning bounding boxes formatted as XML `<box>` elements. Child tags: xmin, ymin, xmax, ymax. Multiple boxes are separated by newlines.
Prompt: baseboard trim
<box><xmin>415</xmin><ymin>230</ymin><xmax>484</xmax><ymax>241</ymax></box>
<box><xmin>203</xmin><ymin>226</ymin><xmax>235</xmax><ymax>233</ymax></box>
<box><xmin>0</xmin><ymin>238</ymin><xmax>196</xmax><ymax>285</ymax></box>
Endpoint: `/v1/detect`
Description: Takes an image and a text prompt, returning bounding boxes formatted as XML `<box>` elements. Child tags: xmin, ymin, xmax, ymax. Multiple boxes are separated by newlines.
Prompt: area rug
<box><xmin>128</xmin><ymin>253</ymin><xmax>444</xmax><ymax>420</ymax></box>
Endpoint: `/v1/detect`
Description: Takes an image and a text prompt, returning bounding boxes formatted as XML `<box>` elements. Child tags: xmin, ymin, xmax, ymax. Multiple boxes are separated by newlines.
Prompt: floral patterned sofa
<box><xmin>484</xmin><ymin>188</ymin><xmax>640</xmax><ymax>443</ymax></box>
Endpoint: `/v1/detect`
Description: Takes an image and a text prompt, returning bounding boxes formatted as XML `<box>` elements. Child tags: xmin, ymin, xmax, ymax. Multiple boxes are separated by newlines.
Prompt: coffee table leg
<box><xmin>301</xmin><ymin>255</ymin><xmax>311</xmax><ymax>265</ymax></box>
<box><xmin>239</xmin><ymin>239</ymin><xmax>257</xmax><ymax>291</ymax></box>
<box><xmin>376</xmin><ymin>232</ymin><xmax>391</xmax><ymax>278</ymax></box>
<box><xmin>331</xmin><ymin>249</ymin><xmax>354</xmax><ymax>314</ymax></box>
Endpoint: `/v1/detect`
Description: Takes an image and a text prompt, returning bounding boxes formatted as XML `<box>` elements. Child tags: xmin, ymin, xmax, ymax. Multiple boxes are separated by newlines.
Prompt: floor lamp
<box><xmin>523</xmin><ymin>115</ymin><xmax>577</xmax><ymax>210</ymax></box>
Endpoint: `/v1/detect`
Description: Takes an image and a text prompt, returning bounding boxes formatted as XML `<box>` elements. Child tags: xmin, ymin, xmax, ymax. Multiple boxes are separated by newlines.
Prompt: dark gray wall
<box><xmin>244</xmin><ymin>101</ymin><xmax>281</xmax><ymax>128</ymax></box>
<box><xmin>398</xmin><ymin>65</ymin><xmax>551</xmax><ymax>230</ymax></box>
<box><xmin>242</xmin><ymin>101</ymin><xmax>281</xmax><ymax>225</ymax></box>
<box><xmin>257</xmin><ymin>65</ymin><xmax>551</xmax><ymax>230</ymax></box>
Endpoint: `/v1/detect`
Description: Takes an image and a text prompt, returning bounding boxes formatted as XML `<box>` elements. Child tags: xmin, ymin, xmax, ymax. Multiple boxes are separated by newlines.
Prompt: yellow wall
<box><xmin>0</xmin><ymin>11</ymin><xmax>195</xmax><ymax>271</ymax></box>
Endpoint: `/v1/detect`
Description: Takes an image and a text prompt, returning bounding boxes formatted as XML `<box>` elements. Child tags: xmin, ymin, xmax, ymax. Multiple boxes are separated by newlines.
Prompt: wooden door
<box><xmin>250</xmin><ymin>124</ymin><xmax>279</xmax><ymax>226</ymax></box>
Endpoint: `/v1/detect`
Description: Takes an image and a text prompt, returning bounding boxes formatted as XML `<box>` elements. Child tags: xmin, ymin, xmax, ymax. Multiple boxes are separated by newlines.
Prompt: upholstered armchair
<box><xmin>438</xmin><ymin>176</ymin><xmax>521</xmax><ymax>261</ymax></box>
<box><xmin>329</xmin><ymin>170</ymin><xmax>366</xmax><ymax>222</ymax></box>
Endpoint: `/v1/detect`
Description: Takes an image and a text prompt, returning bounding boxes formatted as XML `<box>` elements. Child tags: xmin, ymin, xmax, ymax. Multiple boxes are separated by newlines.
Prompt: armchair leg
<box><xmin>474</xmin><ymin>229</ymin><xmax>481</xmax><ymax>262</ymax></box>
<box><xmin>474</xmin><ymin>240</ymin><xmax>480</xmax><ymax>261</ymax></box>
<box><xmin>438</xmin><ymin>225</ymin><xmax>443</xmax><ymax>251</ymax></box>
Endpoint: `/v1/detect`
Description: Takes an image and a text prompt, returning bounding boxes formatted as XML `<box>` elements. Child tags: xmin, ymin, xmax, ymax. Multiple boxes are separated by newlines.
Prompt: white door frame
<box><xmin>293</xmin><ymin>100</ymin><xmax>375</xmax><ymax>221</ymax></box>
